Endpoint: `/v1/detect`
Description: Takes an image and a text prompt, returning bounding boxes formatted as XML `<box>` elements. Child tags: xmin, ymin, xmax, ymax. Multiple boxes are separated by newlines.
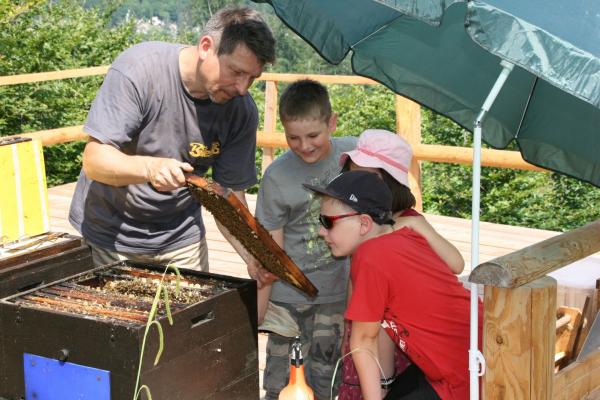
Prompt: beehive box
<box><xmin>0</xmin><ymin>234</ymin><xmax>92</xmax><ymax>298</ymax></box>
<box><xmin>0</xmin><ymin>137</ymin><xmax>49</xmax><ymax>244</ymax></box>
<box><xmin>0</xmin><ymin>260</ymin><xmax>258</xmax><ymax>400</ymax></box>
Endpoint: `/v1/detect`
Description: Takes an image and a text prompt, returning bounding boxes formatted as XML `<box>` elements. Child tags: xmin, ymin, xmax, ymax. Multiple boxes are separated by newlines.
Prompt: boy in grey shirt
<box><xmin>252</xmin><ymin>80</ymin><xmax>357</xmax><ymax>399</ymax></box>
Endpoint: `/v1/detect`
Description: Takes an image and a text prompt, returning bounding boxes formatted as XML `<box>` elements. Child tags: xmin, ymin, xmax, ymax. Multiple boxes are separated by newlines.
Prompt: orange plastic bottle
<box><xmin>278</xmin><ymin>336</ymin><xmax>314</xmax><ymax>400</ymax></box>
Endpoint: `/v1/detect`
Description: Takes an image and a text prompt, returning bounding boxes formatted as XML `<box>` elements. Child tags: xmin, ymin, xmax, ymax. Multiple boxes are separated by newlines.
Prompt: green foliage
<box><xmin>420</xmin><ymin>108</ymin><xmax>600</xmax><ymax>231</ymax></box>
<box><xmin>0</xmin><ymin>0</ymin><xmax>138</xmax><ymax>185</ymax></box>
<box><xmin>0</xmin><ymin>0</ymin><xmax>45</xmax><ymax>25</ymax></box>
<box><xmin>2</xmin><ymin>0</ymin><xmax>599</xmax><ymax>232</ymax></box>
<box><xmin>331</xmin><ymin>85</ymin><xmax>396</xmax><ymax>136</ymax></box>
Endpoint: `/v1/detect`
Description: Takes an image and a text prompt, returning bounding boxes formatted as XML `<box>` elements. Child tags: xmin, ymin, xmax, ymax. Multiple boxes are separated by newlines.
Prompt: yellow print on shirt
<box><xmin>189</xmin><ymin>141</ymin><xmax>220</xmax><ymax>158</ymax></box>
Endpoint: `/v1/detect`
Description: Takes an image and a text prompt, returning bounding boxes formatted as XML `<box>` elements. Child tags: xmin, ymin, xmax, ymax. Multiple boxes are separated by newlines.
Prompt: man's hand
<box><xmin>145</xmin><ymin>158</ymin><xmax>194</xmax><ymax>191</ymax></box>
<box><xmin>84</xmin><ymin>139</ymin><xmax>194</xmax><ymax>188</ymax></box>
<box><xmin>247</xmin><ymin>258</ymin><xmax>279</xmax><ymax>288</ymax></box>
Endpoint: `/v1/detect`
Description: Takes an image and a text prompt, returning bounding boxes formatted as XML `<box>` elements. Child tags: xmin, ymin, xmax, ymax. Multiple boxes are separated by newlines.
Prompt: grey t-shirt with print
<box><xmin>255</xmin><ymin>136</ymin><xmax>358</xmax><ymax>304</ymax></box>
<box><xmin>69</xmin><ymin>41</ymin><xmax>258</xmax><ymax>253</ymax></box>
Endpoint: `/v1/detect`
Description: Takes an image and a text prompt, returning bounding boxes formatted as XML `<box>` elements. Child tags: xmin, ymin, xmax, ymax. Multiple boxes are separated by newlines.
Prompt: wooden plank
<box><xmin>415</xmin><ymin>143</ymin><xmax>545</xmax><ymax>172</ymax></box>
<box><xmin>483</xmin><ymin>284</ymin><xmax>532</xmax><ymax>399</ymax></box>
<box><xmin>555</xmin><ymin>306</ymin><xmax>583</xmax><ymax>370</ymax></box>
<box><xmin>482</xmin><ymin>277</ymin><xmax>556</xmax><ymax>400</ymax></box>
<box><xmin>574</xmin><ymin>297</ymin><xmax>592</xmax><ymax>361</ymax></box>
<box><xmin>1</xmin><ymin>68</ymin><xmax>379</xmax><ymax>87</ymax></box>
<box><xmin>587</xmin><ymin>386</ymin><xmax>600</xmax><ymax>400</ymax></box>
<box><xmin>395</xmin><ymin>95</ymin><xmax>423</xmax><ymax>211</ymax></box>
<box><xmin>591</xmin><ymin>364</ymin><xmax>600</xmax><ymax>399</ymax></box>
<box><xmin>566</xmin><ymin>375</ymin><xmax>592</xmax><ymax>400</ymax></box>
<box><xmin>258</xmin><ymin>72</ymin><xmax>378</xmax><ymax>85</ymax></box>
<box><xmin>2</xmin><ymin>125</ymin><xmax>87</xmax><ymax>146</ymax></box>
<box><xmin>261</xmin><ymin>81</ymin><xmax>278</xmax><ymax>173</ymax></box>
<box><xmin>470</xmin><ymin>220</ymin><xmax>600</xmax><ymax>288</ymax></box>
<box><xmin>531</xmin><ymin>277</ymin><xmax>556</xmax><ymax>400</ymax></box>
<box><xmin>553</xmin><ymin>349</ymin><xmax>600</xmax><ymax>400</ymax></box>
<box><xmin>0</xmin><ymin>66</ymin><xmax>109</xmax><ymax>86</ymax></box>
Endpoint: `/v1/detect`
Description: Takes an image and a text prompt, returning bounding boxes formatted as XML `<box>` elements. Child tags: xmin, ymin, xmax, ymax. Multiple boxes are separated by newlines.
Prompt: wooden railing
<box><xmin>469</xmin><ymin>220</ymin><xmax>600</xmax><ymax>399</ymax></box>
<box><xmin>1</xmin><ymin>66</ymin><xmax>546</xmax><ymax>212</ymax></box>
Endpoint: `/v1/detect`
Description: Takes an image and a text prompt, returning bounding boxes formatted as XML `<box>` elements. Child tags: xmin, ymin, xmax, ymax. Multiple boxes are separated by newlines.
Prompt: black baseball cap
<box><xmin>303</xmin><ymin>170</ymin><xmax>395</xmax><ymax>225</ymax></box>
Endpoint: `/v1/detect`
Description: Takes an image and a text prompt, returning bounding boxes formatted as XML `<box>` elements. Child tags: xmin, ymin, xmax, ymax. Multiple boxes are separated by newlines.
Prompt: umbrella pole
<box><xmin>470</xmin><ymin>60</ymin><xmax>514</xmax><ymax>400</ymax></box>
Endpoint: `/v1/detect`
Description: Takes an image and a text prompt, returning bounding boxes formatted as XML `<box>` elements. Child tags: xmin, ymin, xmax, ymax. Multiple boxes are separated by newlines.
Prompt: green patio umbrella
<box><xmin>254</xmin><ymin>0</ymin><xmax>600</xmax><ymax>398</ymax></box>
<box><xmin>256</xmin><ymin>0</ymin><xmax>600</xmax><ymax>186</ymax></box>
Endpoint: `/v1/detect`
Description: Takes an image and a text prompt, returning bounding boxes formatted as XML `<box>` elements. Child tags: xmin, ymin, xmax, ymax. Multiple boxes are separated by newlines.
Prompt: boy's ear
<box><xmin>358</xmin><ymin>214</ymin><xmax>374</xmax><ymax>236</ymax></box>
<box><xmin>327</xmin><ymin>113</ymin><xmax>338</xmax><ymax>133</ymax></box>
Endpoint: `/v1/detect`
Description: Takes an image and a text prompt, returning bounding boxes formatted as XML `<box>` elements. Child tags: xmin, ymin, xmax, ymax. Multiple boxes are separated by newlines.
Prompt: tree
<box><xmin>0</xmin><ymin>0</ymin><xmax>139</xmax><ymax>185</ymax></box>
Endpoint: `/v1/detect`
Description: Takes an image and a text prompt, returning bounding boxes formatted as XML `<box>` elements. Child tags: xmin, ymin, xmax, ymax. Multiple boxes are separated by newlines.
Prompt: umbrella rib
<box><xmin>349</xmin><ymin>17</ymin><xmax>401</xmax><ymax>50</ymax></box>
<box><xmin>515</xmin><ymin>76</ymin><xmax>539</xmax><ymax>139</ymax></box>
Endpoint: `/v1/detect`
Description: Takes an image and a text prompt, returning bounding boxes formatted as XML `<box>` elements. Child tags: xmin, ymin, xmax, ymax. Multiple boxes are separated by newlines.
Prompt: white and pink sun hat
<box><xmin>339</xmin><ymin>129</ymin><xmax>413</xmax><ymax>187</ymax></box>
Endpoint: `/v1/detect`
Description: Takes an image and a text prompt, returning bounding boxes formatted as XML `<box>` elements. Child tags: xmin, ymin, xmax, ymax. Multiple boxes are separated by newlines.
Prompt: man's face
<box><xmin>318</xmin><ymin>198</ymin><xmax>362</xmax><ymax>257</ymax></box>
<box><xmin>199</xmin><ymin>40</ymin><xmax>263</xmax><ymax>104</ymax></box>
<box><xmin>283</xmin><ymin>115</ymin><xmax>336</xmax><ymax>164</ymax></box>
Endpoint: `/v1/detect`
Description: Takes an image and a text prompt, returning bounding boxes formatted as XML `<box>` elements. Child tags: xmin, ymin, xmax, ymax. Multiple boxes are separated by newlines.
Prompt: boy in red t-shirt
<box><xmin>304</xmin><ymin>170</ymin><xmax>482</xmax><ymax>400</ymax></box>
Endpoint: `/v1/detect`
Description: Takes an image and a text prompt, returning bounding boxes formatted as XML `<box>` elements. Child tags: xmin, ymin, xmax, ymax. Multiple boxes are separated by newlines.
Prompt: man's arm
<box><xmin>350</xmin><ymin>321</ymin><xmax>385</xmax><ymax>400</ymax></box>
<box><xmin>82</xmin><ymin>138</ymin><xmax>193</xmax><ymax>191</ymax></box>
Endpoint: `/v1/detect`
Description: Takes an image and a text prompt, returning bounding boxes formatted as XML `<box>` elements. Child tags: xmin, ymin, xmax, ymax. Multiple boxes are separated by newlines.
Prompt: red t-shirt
<box><xmin>345</xmin><ymin>228</ymin><xmax>482</xmax><ymax>400</ymax></box>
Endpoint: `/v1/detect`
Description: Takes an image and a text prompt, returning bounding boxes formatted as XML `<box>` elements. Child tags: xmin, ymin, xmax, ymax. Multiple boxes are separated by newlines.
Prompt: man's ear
<box><xmin>358</xmin><ymin>214</ymin><xmax>373</xmax><ymax>236</ymax></box>
<box><xmin>198</xmin><ymin>35</ymin><xmax>215</xmax><ymax>61</ymax></box>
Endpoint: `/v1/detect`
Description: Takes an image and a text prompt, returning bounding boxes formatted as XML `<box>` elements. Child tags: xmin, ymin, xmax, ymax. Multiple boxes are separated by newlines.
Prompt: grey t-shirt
<box><xmin>255</xmin><ymin>136</ymin><xmax>358</xmax><ymax>304</ymax></box>
<box><xmin>69</xmin><ymin>41</ymin><xmax>258</xmax><ymax>253</ymax></box>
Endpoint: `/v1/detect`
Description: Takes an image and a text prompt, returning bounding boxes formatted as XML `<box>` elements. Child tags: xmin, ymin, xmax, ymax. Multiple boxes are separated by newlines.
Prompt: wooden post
<box><xmin>261</xmin><ymin>81</ymin><xmax>278</xmax><ymax>174</ymax></box>
<box><xmin>483</xmin><ymin>276</ymin><xmax>556</xmax><ymax>400</ymax></box>
<box><xmin>395</xmin><ymin>95</ymin><xmax>422</xmax><ymax>211</ymax></box>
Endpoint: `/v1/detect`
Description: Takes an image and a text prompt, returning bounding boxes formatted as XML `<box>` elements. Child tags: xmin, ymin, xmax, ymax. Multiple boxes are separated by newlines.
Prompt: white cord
<box><xmin>329</xmin><ymin>348</ymin><xmax>388</xmax><ymax>400</ymax></box>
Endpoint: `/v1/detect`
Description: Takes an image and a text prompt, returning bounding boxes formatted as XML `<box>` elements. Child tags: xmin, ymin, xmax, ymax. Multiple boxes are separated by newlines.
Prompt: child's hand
<box><xmin>257</xmin><ymin>267</ymin><xmax>279</xmax><ymax>286</ymax></box>
<box><xmin>247</xmin><ymin>259</ymin><xmax>279</xmax><ymax>288</ymax></box>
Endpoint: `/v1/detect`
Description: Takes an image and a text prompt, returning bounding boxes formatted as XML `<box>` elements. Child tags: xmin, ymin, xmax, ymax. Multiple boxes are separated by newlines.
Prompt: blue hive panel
<box><xmin>23</xmin><ymin>353</ymin><xmax>110</xmax><ymax>400</ymax></box>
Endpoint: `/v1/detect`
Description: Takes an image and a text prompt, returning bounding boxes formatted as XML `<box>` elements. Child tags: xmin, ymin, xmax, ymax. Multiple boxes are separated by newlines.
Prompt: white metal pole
<box><xmin>470</xmin><ymin>60</ymin><xmax>514</xmax><ymax>400</ymax></box>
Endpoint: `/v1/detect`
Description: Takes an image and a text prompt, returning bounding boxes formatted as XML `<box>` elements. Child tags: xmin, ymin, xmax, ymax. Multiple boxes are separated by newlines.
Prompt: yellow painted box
<box><xmin>0</xmin><ymin>137</ymin><xmax>49</xmax><ymax>244</ymax></box>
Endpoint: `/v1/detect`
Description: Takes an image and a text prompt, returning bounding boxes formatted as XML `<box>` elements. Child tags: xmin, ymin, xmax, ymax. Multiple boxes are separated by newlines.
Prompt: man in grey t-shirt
<box><xmin>68</xmin><ymin>7</ymin><xmax>275</xmax><ymax>270</ymax></box>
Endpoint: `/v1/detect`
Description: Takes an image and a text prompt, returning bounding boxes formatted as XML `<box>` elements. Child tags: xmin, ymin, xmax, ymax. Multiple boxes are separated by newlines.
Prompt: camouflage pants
<box><xmin>263</xmin><ymin>300</ymin><xmax>345</xmax><ymax>400</ymax></box>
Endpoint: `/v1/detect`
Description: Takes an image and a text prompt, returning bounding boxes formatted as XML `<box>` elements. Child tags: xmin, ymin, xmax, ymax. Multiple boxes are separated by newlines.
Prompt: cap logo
<box><xmin>349</xmin><ymin>194</ymin><xmax>358</xmax><ymax>202</ymax></box>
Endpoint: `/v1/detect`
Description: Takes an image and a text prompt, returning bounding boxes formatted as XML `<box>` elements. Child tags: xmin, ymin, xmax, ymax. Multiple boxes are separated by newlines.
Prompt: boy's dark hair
<box><xmin>279</xmin><ymin>79</ymin><xmax>332</xmax><ymax>123</ymax></box>
<box><xmin>342</xmin><ymin>159</ymin><xmax>416</xmax><ymax>213</ymax></box>
<box><xmin>202</xmin><ymin>7</ymin><xmax>275</xmax><ymax>66</ymax></box>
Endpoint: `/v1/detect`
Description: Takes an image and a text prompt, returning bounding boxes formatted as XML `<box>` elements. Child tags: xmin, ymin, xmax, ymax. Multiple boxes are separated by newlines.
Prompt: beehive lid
<box><xmin>187</xmin><ymin>175</ymin><xmax>318</xmax><ymax>297</ymax></box>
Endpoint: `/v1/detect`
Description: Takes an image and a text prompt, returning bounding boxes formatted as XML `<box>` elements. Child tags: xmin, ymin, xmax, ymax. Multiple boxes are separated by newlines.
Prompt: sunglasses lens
<box><xmin>319</xmin><ymin>214</ymin><xmax>333</xmax><ymax>229</ymax></box>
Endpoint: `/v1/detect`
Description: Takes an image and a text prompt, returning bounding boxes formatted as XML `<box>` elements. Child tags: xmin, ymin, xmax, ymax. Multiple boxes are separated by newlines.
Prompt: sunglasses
<box><xmin>319</xmin><ymin>212</ymin><xmax>360</xmax><ymax>229</ymax></box>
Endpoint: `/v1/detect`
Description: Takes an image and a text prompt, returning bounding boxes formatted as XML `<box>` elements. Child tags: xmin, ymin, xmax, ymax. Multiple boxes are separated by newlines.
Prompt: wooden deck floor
<box><xmin>48</xmin><ymin>182</ymin><xmax>563</xmax><ymax>274</ymax></box>
<box><xmin>46</xmin><ymin>182</ymin><xmax>583</xmax><ymax>395</ymax></box>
